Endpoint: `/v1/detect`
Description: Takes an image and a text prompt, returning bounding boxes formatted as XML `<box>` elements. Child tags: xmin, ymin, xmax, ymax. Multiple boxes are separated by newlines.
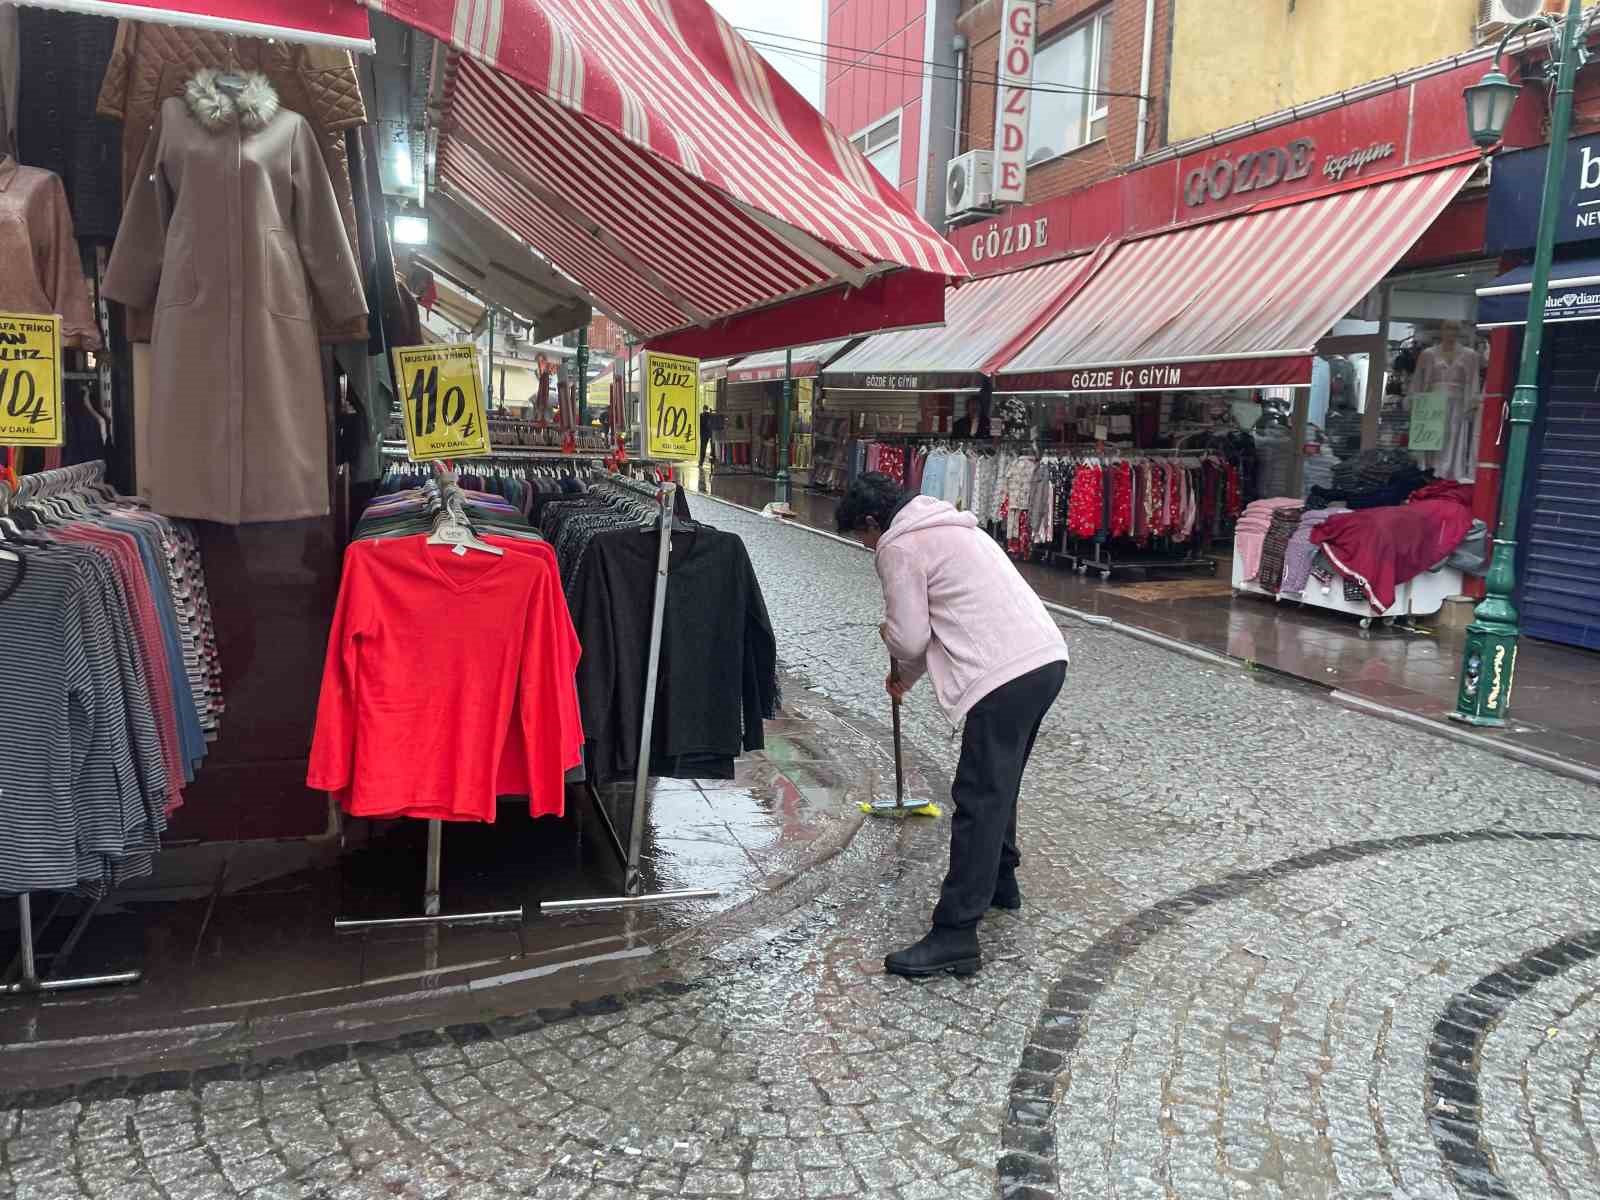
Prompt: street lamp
<box><xmin>1454</xmin><ymin>0</ymin><xmax>1589</xmax><ymax>725</ymax></box>
<box><xmin>1463</xmin><ymin>69</ymin><xmax>1521</xmax><ymax>148</ymax></box>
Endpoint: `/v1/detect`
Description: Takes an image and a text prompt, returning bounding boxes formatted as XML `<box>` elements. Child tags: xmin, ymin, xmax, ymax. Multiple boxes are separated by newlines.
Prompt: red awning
<box><xmin>725</xmin><ymin>338</ymin><xmax>855</xmax><ymax>384</ymax></box>
<box><xmin>369</xmin><ymin>0</ymin><xmax>965</xmax><ymax>357</ymax></box>
<box><xmin>19</xmin><ymin>0</ymin><xmax>373</xmax><ymax>50</ymax></box>
<box><xmin>995</xmin><ymin>162</ymin><xmax>1477</xmax><ymax>393</ymax></box>
<box><xmin>822</xmin><ymin>246</ymin><xmax>1113</xmax><ymax>392</ymax></box>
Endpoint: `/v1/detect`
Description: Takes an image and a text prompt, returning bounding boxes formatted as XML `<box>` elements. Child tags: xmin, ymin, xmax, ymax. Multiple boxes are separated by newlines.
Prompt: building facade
<box><xmin>823</xmin><ymin>0</ymin><xmax>963</xmax><ymax>224</ymax></box>
<box><xmin>957</xmin><ymin>0</ymin><xmax>1176</xmax><ymax>206</ymax></box>
<box><xmin>1166</xmin><ymin>0</ymin><xmax>1478</xmax><ymax>144</ymax></box>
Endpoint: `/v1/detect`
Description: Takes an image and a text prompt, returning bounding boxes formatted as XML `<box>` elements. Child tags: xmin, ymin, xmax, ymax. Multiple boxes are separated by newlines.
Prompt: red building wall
<box><xmin>825</xmin><ymin>0</ymin><xmax>928</xmax><ymax>208</ymax></box>
<box><xmin>959</xmin><ymin>0</ymin><xmax>1175</xmax><ymax>206</ymax></box>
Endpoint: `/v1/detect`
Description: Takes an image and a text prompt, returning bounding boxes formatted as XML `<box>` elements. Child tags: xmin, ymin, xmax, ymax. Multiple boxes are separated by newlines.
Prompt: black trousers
<box><xmin>932</xmin><ymin>661</ymin><xmax>1066</xmax><ymax>930</ymax></box>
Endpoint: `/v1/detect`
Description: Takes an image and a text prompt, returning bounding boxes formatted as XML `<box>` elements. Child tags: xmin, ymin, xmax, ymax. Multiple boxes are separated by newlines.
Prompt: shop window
<box><xmin>852</xmin><ymin>112</ymin><xmax>901</xmax><ymax>185</ymax></box>
<box><xmin>1027</xmin><ymin>9</ymin><xmax>1112</xmax><ymax>164</ymax></box>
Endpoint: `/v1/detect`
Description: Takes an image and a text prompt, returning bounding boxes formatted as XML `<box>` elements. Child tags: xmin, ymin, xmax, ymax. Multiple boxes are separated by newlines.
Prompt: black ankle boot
<box><xmin>884</xmin><ymin>926</ymin><xmax>981</xmax><ymax>978</ymax></box>
<box><xmin>992</xmin><ymin>876</ymin><xmax>1022</xmax><ymax>910</ymax></box>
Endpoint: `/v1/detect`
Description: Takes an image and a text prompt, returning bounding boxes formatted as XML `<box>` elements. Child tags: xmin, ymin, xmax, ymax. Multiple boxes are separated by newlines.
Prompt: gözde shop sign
<box><xmin>961</xmin><ymin>85</ymin><xmax>1420</xmax><ymax>275</ymax></box>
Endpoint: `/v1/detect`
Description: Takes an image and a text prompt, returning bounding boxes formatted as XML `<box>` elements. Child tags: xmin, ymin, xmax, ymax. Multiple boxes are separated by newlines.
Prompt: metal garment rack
<box><xmin>2</xmin><ymin>466</ymin><xmax>144</xmax><ymax>992</ymax></box>
<box><xmin>2</xmin><ymin>893</ymin><xmax>141</xmax><ymax>995</ymax></box>
<box><xmin>541</xmin><ymin>481</ymin><xmax>718</xmax><ymax>914</ymax></box>
<box><xmin>336</xmin><ymin>466</ymin><xmax>525</xmax><ymax>931</ymax></box>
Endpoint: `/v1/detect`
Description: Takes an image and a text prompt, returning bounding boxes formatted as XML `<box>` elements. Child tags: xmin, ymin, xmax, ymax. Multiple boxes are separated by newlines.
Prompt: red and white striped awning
<box><xmin>996</xmin><ymin>162</ymin><xmax>1477</xmax><ymax>394</ymax></box>
<box><xmin>369</xmin><ymin>0</ymin><xmax>966</xmax><ymax>356</ymax></box>
<box><xmin>823</xmin><ymin>247</ymin><xmax>1112</xmax><ymax>392</ymax></box>
<box><xmin>17</xmin><ymin>0</ymin><xmax>373</xmax><ymax>50</ymax></box>
<box><xmin>726</xmin><ymin>338</ymin><xmax>855</xmax><ymax>384</ymax></box>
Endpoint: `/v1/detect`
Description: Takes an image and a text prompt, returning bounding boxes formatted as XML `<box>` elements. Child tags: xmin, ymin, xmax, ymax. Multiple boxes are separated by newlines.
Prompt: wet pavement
<box><xmin>0</xmin><ymin>707</ymin><xmax>882</xmax><ymax>1087</ymax></box>
<box><xmin>4</xmin><ymin>495</ymin><xmax>1600</xmax><ymax>1200</ymax></box>
<box><xmin>695</xmin><ymin>468</ymin><xmax>1600</xmax><ymax>777</ymax></box>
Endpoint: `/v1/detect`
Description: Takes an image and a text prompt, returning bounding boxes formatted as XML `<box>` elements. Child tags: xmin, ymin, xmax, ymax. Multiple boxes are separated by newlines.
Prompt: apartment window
<box><xmin>1027</xmin><ymin>9</ymin><xmax>1112</xmax><ymax>164</ymax></box>
<box><xmin>852</xmin><ymin>112</ymin><xmax>901</xmax><ymax>184</ymax></box>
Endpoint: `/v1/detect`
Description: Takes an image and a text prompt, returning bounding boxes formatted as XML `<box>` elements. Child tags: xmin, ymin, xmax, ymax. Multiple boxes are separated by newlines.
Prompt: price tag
<box><xmin>643</xmin><ymin>350</ymin><xmax>700</xmax><ymax>461</ymax></box>
<box><xmin>1408</xmin><ymin>391</ymin><xmax>1448</xmax><ymax>452</ymax></box>
<box><xmin>0</xmin><ymin>312</ymin><xmax>63</xmax><ymax>448</ymax></box>
<box><xmin>391</xmin><ymin>342</ymin><xmax>491</xmax><ymax>462</ymax></box>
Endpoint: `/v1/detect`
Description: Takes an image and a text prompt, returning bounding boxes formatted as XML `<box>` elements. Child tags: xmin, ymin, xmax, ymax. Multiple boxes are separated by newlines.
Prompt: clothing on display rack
<box><xmin>102</xmin><ymin>70</ymin><xmax>367</xmax><ymax>525</ymax></box>
<box><xmin>94</xmin><ymin>19</ymin><xmax>368</xmax><ymax>343</ymax></box>
<box><xmin>541</xmin><ymin>478</ymin><xmax>779</xmax><ymax>784</ymax></box>
<box><xmin>0</xmin><ymin>155</ymin><xmax>101</xmax><ymax>348</ymax></box>
<box><xmin>308</xmin><ymin>467</ymin><xmax>584</xmax><ymax>823</ymax></box>
<box><xmin>1408</xmin><ymin>333</ymin><xmax>1481</xmax><ymax>482</ymax></box>
<box><xmin>1309</xmin><ymin>483</ymin><xmax>1476</xmax><ymax>612</ymax></box>
<box><xmin>0</xmin><ymin>462</ymin><xmax>221</xmax><ymax>895</ymax></box>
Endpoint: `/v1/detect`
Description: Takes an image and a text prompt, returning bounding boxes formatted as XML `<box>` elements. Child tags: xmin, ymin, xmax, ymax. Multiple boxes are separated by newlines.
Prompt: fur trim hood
<box><xmin>184</xmin><ymin>69</ymin><xmax>279</xmax><ymax>132</ymax></box>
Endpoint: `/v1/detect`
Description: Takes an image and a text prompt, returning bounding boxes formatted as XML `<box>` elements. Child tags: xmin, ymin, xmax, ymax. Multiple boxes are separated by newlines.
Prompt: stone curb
<box><xmin>695</xmin><ymin>489</ymin><xmax>1597</xmax><ymax>784</ymax></box>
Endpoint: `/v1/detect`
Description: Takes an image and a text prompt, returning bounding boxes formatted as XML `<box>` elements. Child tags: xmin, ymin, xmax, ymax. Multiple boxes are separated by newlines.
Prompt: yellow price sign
<box><xmin>643</xmin><ymin>351</ymin><xmax>700</xmax><ymax>461</ymax></box>
<box><xmin>0</xmin><ymin>312</ymin><xmax>63</xmax><ymax>448</ymax></box>
<box><xmin>391</xmin><ymin>342</ymin><xmax>491</xmax><ymax>462</ymax></box>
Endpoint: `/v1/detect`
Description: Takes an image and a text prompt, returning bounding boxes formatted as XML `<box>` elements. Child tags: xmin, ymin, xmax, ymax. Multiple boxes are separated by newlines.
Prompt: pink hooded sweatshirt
<box><xmin>877</xmin><ymin>495</ymin><xmax>1068</xmax><ymax>721</ymax></box>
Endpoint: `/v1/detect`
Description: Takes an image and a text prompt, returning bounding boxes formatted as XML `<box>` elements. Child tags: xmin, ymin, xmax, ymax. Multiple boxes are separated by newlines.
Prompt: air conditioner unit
<box><xmin>1478</xmin><ymin>0</ymin><xmax>1559</xmax><ymax>39</ymax></box>
<box><xmin>946</xmin><ymin>150</ymin><xmax>995</xmax><ymax>219</ymax></box>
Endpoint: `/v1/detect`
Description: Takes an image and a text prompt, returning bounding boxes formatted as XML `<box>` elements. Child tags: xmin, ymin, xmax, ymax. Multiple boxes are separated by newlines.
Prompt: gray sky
<box><xmin>707</xmin><ymin>0</ymin><xmax>825</xmax><ymax>109</ymax></box>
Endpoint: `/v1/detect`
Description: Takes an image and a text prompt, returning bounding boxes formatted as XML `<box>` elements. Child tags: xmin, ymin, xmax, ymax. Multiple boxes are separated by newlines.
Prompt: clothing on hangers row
<box><xmin>0</xmin><ymin>461</ymin><xmax>222</xmax><ymax>895</ymax></box>
<box><xmin>540</xmin><ymin>478</ymin><xmax>779</xmax><ymax>785</ymax></box>
<box><xmin>308</xmin><ymin>467</ymin><xmax>584</xmax><ymax>825</ymax></box>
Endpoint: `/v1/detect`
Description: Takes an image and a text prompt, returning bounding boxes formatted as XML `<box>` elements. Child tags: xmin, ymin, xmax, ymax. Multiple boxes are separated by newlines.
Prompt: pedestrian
<box><xmin>836</xmin><ymin>472</ymin><xmax>1068</xmax><ymax>978</ymax></box>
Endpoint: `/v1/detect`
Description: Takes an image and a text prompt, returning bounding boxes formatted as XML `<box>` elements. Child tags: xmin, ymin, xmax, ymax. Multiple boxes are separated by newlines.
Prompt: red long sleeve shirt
<box><xmin>307</xmin><ymin>535</ymin><xmax>583</xmax><ymax>821</ymax></box>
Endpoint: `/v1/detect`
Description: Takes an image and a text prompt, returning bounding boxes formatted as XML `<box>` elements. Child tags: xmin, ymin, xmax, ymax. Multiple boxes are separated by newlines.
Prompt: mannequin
<box><xmin>1409</xmin><ymin>320</ymin><xmax>1481</xmax><ymax>480</ymax></box>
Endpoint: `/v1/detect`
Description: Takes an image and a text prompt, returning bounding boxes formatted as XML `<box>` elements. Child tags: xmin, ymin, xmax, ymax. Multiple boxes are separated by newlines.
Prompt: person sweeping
<box><xmin>836</xmin><ymin>473</ymin><xmax>1068</xmax><ymax>979</ymax></box>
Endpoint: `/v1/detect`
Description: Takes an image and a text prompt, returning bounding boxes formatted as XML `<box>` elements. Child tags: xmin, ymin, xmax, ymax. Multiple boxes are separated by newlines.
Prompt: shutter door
<box><xmin>1519</xmin><ymin>325</ymin><xmax>1600</xmax><ymax>650</ymax></box>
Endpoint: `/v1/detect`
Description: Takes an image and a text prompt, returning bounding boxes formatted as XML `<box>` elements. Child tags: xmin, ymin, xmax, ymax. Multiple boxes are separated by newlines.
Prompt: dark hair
<box><xmin>836</xmin><ymin>472</ymin><xmax>910</xmax><ymax>535</ymax></box>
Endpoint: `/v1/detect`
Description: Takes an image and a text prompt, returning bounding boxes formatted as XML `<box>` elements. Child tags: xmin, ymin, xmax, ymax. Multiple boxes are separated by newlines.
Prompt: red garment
<box><xmin>1110</xmin><ymin>463</ymin><xmax>1133</xmax><ymax>538</ymax></box>
<box><xmin>1309</xmin><ymin>497</ymin><xmax>1475</xmax><ymax>612</ymax></box>
<box><xmin>1068</xmin><ymin>464</ymin><xmax>1102</xmax><ymax>539</ymax></box>
<box><xmin>308</xmin><ymin>535</ymin><xmax>584</xmax><ymax>821</ymax></box>
<box><xmin>1407</xmin><ymin>480</ymin><xmax>1474</xmax><ymax>507</ymax></box>
<box><xmin>1009</xmin><ymin>510</ymin><xmax>1032</xmax><ymax>559</ymax></box>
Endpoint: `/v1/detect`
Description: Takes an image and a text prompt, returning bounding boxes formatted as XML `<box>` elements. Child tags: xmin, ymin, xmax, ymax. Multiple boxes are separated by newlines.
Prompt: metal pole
<box><xmin>485</xmin><ymin>307</ymin><xmax>496</xmax><ymax>414</ymax></box>
<box><xmin>424</xmin><ymin>818</ymin><xmax>442</xmax><ymax>917</ymax></box>
<box><xmin>777</xmin><ymin>350</ymin><xmax>793</xmax><ymax>504</ymax></box>
<box><xmin>1455</xmin><ymin>0</ymin><xmax>1583</xmax><ymax>726</ymax></box>
<box><xmin>625</xmin><ymin>482</ymin><xmax>675</xmax><ymax>895</ymax></box>
<box><xmin>17</xmin><ymin>893</ymin><xmax>34</xmax><ymax>982</ymax></box>
<box><xmin>0</xmin><ymin>893</ymin><xmax>141</xmax><ymax>994</ymax></box>
<box><xmin>576</xmin><ymin>324</ymin><xmax>590</xmax><ymax>427</ymax></box>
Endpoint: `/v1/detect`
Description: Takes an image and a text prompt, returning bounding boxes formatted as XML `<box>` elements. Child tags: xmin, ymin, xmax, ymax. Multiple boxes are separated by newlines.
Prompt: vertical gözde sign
<box><xmin>992</xmin><ymin>0</ymin><xmax>1036</xmax><ymax>204</ymax></box>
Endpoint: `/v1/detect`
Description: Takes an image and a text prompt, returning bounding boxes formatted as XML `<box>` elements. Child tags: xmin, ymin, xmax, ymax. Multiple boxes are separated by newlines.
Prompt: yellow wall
<box><xmin>1167</xmin><ymin>0</ymin><xmax>1478</xmax><ymax>143</ymax></box>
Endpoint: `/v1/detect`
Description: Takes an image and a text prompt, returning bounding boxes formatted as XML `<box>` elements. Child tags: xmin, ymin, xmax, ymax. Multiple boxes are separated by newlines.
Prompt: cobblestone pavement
<box><xmin>4</xmin><ymin>500</ymin><xmax>1599</xmax><ymax>1200</ymax></box>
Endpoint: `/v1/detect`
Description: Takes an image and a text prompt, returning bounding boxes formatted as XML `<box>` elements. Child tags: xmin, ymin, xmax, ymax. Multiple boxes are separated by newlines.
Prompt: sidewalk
<box><xmin>691</xmin><ymin>467</ymin><xmax>1600</xmax><ymax>778</ymax></box>
<box><xmin>0</xmin><ymin>675</ymin><xmax>908</xmax><ymax>1090</ymax></box>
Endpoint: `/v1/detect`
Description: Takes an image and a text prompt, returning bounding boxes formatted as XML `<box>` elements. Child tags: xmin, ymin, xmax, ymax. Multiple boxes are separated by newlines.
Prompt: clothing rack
<box><xmin>3</xmin><ymin>460</ymin><xmax>147</xmax><ymax>993</ymax></box>
<box><xmin>540</xmin><ymin>481</ymin><xmax>719</xmax><ymax>914</ymax></box>
<box><xmin>335</xmin><ymin>463</ymin><xmax>525</xmax><ymax>931</ymax></box>
<box><xmin>1038</xmin><ymin>449</ymin><xmax>1228</xmax><ymax>581</ymax></box>
<box><xmin>2</xmin><ymin>894</ymin><xmax>140</xmax><ymax>995</ymax></box>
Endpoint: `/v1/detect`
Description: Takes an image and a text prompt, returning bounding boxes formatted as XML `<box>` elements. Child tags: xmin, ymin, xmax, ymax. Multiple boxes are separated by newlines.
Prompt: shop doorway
<box><xmin>1517</xmin><ymin>323</ymin><xmax>1600</xmax><ymax>650</ymax></box>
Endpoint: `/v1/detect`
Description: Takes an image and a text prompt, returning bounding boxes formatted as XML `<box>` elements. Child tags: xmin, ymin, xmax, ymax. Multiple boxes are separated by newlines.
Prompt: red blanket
<box><xmin>1309</xmin><ymin>497</ymin><xmax>1475</xmax><ymax>612</ymax></box>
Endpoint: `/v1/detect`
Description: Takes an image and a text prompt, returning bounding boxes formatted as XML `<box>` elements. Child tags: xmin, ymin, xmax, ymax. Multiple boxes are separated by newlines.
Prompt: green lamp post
<box><xmin>1455</xmin><ymin>0</ymin><xmax>1588</xmax><ymax>726</ymax></box>
<box><xmin>576</xmin><ymin>323</ymin><xmax>589</xmax><ymax>427</ymax></box>
<box><xmin>776</xmin><ymin>349</ymin><xmax>793</xmax><ymax>505</ymax></box>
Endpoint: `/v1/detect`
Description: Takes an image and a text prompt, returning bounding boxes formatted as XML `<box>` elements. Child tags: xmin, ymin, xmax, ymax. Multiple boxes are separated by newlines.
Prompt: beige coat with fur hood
<box><xmin>103</xmin><ymin>71</ymin><xmax>366</xmax><ymax>524</ymax></box>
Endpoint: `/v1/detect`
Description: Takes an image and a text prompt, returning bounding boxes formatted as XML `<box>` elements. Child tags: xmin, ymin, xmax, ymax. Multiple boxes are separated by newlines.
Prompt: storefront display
<box><xmin>103</xmin><ymin>69</ymin><xmax>367</xmax><ymax>524</ymax></box>
<box><xmin>0</xmin><ymin>0</ymin><xmax>962</xmax><ymax>990</ymax></box>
